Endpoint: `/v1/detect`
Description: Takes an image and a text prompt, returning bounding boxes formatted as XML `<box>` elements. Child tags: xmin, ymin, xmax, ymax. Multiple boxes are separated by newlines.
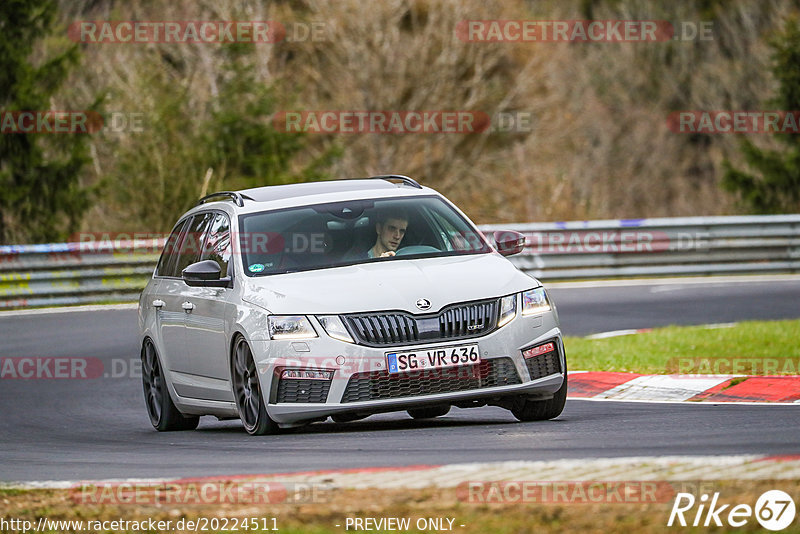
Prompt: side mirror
<box><xmin>182</xmin><ymin>260</ymin><xmax>231</xmax><ymax>288</ymax></box>
<box><xmin>493</xmin><ymin>230</ymin><xmax>526</xmax><ymax>256</ymax></box>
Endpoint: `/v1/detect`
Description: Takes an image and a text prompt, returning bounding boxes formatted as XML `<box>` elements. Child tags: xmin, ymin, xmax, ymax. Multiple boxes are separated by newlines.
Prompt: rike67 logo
<box><xmin>668</xmin><ymin>490</ymin><xmax>796</xmax><ymax>531</ymax></box>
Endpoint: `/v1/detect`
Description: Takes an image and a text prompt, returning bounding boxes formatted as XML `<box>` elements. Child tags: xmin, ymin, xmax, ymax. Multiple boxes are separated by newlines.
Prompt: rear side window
<box><xmin>200</xmin><ymin>213</ymin><xmax>232</xmax><ymax>276</ymax></box>
<box><xmin>156</xmin><ymin>219</ymin><xmax>188</xmax><ymax>277</ymax></box>
<box><xmin>174</xmin><ymin>213</ymin><xmax>214</xmax><ymax>276</ymax></box>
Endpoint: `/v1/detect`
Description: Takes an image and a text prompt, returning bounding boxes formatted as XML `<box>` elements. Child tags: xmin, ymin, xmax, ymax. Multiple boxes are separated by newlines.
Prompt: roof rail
<box><xmin>196</xmin><ymin>191</ymin><xmax>252</xmax><ymax>207</ymax></box>
<box><xmin>369</xmin><ymin>174</ymin><xmax>423</xmax><ymax>189</ymax></box>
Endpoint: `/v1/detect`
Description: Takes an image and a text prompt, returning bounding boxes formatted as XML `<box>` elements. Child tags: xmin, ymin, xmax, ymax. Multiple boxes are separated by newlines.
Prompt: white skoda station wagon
<box><xmin>139</xmin><ymin>175</ymin><xmax>567</xmax><ymax>435</ymax></box>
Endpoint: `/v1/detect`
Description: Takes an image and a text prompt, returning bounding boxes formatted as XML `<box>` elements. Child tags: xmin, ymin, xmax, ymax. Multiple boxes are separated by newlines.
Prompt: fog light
<box><xmin>281</xmin><ymin>369</ymin><xmax>333</xmax><ymax>380</ymax></box>
<box><xmin>523</xmin><ymin>342</ymin><xmax>555</xmax><ymax>360</ymax></box>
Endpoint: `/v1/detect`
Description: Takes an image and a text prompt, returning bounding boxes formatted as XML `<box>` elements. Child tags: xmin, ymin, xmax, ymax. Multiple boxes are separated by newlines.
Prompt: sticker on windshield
<box><xmin>248</xmin><ymin>263</ymin><xmax>265</xmax><ymax>273</ymax></box>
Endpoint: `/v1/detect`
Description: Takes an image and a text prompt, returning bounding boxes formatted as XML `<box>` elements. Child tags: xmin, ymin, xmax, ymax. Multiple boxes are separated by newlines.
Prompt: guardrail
<box><xmin>1</xmin><ymin>215</ymin><xmax>799</xmax><ymax>309</ymax></box>
<box><xmin>0</xmin><ymin>239</ymin><xmax>163</xmax><ymax>309</ymax></box>
<box><xmin>482</xmin><ymin>214</ymin><xmax>800</xmax><ymax>280</ymax></box>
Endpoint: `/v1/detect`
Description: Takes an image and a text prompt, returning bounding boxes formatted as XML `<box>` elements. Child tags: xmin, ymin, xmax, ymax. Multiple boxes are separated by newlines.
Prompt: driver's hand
<box><xmin>380</xmin><ymin>251</ymin><xmax>396</xmax><ymax>257</ymax></box>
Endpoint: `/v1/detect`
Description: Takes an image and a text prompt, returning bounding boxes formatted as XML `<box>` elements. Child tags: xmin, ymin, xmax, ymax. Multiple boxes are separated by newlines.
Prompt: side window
<box><xmin>156</xmin><ymin>219</ymin><xmax>188</xmax><ymax>277</ymax></box>
<box><xmin>428</xmin><ymin>209</ymin><xmax>471</xmax><ymax>251</ymax></box>
<box><xmin>200</xmin><ymin>213</ymin><xmax>231</xmax><ymax>276</ymax></box>
<box><xmin>174</xmin><ymin>213</ymin><xmax>214</xmax><ymax>277</ymax></box>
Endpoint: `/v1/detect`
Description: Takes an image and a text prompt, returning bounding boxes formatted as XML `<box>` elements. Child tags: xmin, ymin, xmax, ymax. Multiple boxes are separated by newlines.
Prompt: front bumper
<box><xmin>253</xmin><ymin>312</ymin><xmax>565</xmax><ymax>425</ymax></box>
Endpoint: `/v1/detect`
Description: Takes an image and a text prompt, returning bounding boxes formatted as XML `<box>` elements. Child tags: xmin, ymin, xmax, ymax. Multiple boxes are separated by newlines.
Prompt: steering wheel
<box><xmin>395</xmin><ymin>245</ymin><xmax>441</xmax><ymax>256</ymax></box>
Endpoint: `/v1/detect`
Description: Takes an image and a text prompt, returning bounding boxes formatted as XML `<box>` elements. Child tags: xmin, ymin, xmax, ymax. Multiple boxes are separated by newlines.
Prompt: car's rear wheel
<box><xmin>511</xmin><ymin>368</ymin><xmax>568</xmax><ymax>422</ymax></box>
<box><xmin>232</xmin><ymin>336</ymin><xmax>278</xmax><ymax>435</ymax></box>
<box><xmin>141</xmin><ymin>339</ymin><xmax>199</xmax><ymax>431</ymax></box>
<box><xmin>407</xmin><ymin>405</ymin><xmax>450</xmax><ymax>419</ymax></box>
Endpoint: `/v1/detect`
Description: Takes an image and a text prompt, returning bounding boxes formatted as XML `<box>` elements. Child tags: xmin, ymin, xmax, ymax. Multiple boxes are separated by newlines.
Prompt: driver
<box><xmin>367</xmin><ymin>209</ymin><xmax>408</xmax><ymax>258</ymax></box>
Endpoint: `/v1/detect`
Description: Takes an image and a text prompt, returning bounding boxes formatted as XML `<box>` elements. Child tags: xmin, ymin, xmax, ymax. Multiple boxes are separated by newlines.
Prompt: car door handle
<box><xmin>182</xmin><ymin>301</ymin><xmax>195</xmax><ymax>312</ymax></box>
<box><xmin>152</xmin><ymin>299</ymin><xmax>165</xmax><ymax>308</ymax></box>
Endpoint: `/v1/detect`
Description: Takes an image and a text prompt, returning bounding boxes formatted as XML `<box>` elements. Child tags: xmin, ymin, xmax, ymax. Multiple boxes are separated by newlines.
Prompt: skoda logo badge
<box><xmin>415</xmin><ymin>298</ymin><xmax>432</xmax><ymax>311</ymax></box>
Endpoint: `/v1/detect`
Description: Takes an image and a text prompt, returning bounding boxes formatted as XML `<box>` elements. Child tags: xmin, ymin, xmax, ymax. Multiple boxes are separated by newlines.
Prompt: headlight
<box><xmin>497</xmin><ymin>294</ymin><xmax>517</xmax><ymax>328</ymax></box>
<box><xmin>268</xmin><ymin>315</ymin><xmax>317</xmax><ymax>340</ymax></box>
<box><xmin>522</xmin><ymin>287</ymin><xmax>551</xmax><ymax>315</ymax></box>
<box><xmin>316</xmin><ymin>315</ymin><xmax>354</xmax><ymax>343</ymax></box>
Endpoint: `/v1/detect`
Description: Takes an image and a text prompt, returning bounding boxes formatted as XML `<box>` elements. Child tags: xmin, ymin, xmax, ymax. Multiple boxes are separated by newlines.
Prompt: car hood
<box><xmin>241</xmin><ymin>253</ymin><xmax>538</xmax><ymax>314</ymax></box>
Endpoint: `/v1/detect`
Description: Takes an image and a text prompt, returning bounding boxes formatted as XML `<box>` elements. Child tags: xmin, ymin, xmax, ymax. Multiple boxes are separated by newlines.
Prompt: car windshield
<box><xmin>238</xmin><ymin>195</ymin><xmax>491</xmax><ymax>276</ymax></box>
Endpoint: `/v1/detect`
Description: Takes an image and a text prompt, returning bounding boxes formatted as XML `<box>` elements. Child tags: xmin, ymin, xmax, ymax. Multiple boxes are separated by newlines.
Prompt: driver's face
<box><xmin>376</xmin><ymin>218</ymin><xmax>408</xmax><ymax>252</ymax></box>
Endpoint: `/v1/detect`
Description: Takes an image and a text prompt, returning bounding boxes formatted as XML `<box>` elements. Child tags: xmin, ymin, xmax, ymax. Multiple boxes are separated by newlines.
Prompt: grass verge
<box><xmin>564</xmin><ymin>319</ymin><xmax>800</xmax><ymax>374</ymax></box>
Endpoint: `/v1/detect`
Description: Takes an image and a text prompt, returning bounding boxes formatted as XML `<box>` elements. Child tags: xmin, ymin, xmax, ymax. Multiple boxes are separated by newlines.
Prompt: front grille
<box><xmin>344</xmin><ymin>299</ymin><xmax>499</xmax><ymax>347</ymax></box>
<box><xmin>276</xmin><ymin>378</ymin><xmax>332</xmax><ymax>403</ymax></box>
<box><xmin>341</xmin><ymin>357</ymin><xmax>520</xmax><ymax>403</ymax></box>
<box><xmin>524</xmin><ymin>342</ymin><xmax>562</xmax><ymax>380</ymax></box>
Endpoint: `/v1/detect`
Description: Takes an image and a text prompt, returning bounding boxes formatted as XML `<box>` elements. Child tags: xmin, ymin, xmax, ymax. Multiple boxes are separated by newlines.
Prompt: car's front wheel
<box><xmin>232</xmin><ymin>336</ymin><xmax>278</xmax><ymax>435</ymax></box>
<box><xmin>511</xmin><ymin>367</ymin><xmax>568</xmax><ymax>422</ymax></box>
<box><xmin>141</xmin><ymin>339</ymin><xmax>199</xmax><ymax>431</ymax></box>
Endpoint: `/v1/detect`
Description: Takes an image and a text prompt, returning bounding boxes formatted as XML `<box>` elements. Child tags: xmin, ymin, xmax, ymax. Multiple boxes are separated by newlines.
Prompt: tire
<box><xmin>511</xmin><ymin>367</ymin><xmax>568</xmax><ymax>422</ymax></box>
<box><xmin>141</xmin><ymin>339</ymin><xmax>199</xmax><ymax>431</ymax></box>
<box><xmin>232</xmin><ymin>336</ymin><xmax>278</xmax><ymax>435</ymax></box>
<box><xmin>407</xmin><ymin>405</ymin><xmax>450</xmax><ymax>419</ymax></box>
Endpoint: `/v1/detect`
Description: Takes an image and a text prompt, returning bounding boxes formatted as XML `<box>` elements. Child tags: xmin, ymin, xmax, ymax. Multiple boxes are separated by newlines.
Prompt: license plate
<box><xmin>386</xmin><ymin>343</ymin><xmax>480</xmax><ymax>374</ymax></box>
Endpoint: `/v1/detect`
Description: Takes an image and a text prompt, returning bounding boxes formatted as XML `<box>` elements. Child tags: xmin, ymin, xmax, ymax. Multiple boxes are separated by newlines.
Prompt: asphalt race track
<box><xmin>1</xmin><ymin>277</ymin><xmax>799</xmax><ymax>482</ymax></box>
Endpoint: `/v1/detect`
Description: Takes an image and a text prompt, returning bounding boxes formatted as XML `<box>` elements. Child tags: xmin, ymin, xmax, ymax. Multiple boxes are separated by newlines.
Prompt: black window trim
<box><xmin>154</xmin><ymin>209</ymin><xmax>234</xmax><ymax>282</ymax></box>
<box><xmin>155</xmin><ymin>217</ymin><xmax>189</xmax><ymax>279</ymax></box>
<box><xmin>200</xmin><ymin>210</ymin><xmax>235</xmax><ymax>280</ymax></box>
